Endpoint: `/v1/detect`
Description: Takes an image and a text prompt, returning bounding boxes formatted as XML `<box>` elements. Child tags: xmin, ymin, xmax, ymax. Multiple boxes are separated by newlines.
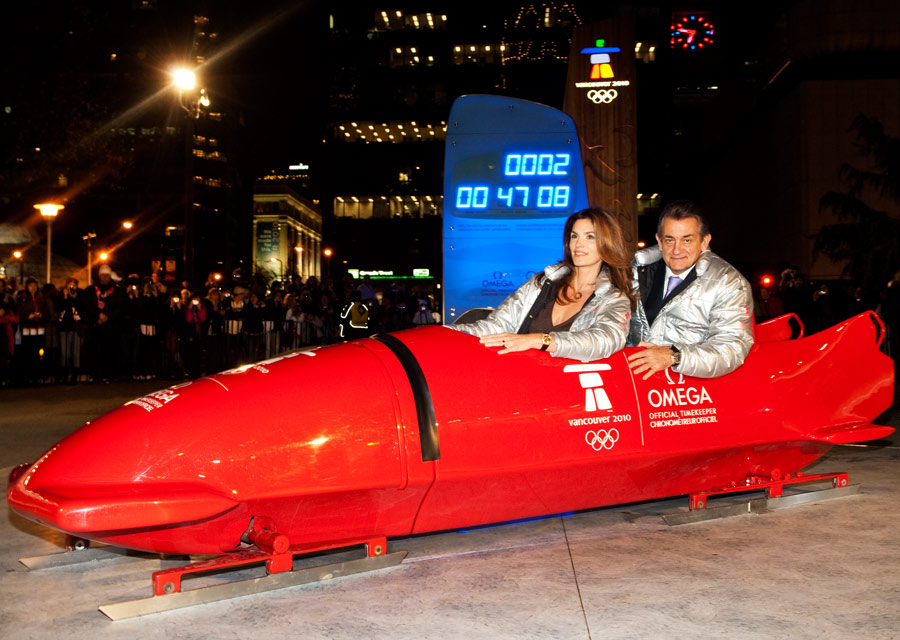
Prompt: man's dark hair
<box><xmin>657</xmin><ymin>200</ymin><xmax>710</xmax><ymax>238</ymax></box>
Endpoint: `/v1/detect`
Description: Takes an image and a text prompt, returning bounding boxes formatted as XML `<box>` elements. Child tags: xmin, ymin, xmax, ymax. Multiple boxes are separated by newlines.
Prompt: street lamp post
<box><xmin>172</xmin><ymin>67</ymin><xmax>209</xmax><ymax>288</ymax></box>
<box><xmin>13</xmin><ymin>250</ymin><xmax>24</xmax><ymax>282</ymax></box>
<box><xmin>323</xmin><ymin>248</ymin><xmax>333</xmax><ymax>286</ymax></box>
<box><xmin>294</xmin><ymin>245</ymin><xmax>303</xmax><ymax>279</ymax></box>
<box><xmin>82</xmin><ymin>232</ymin><xmax>96</xmax><ymax>286</ymax></box>
<box><xmin>34</xmin><ymin>203</ymin><xmax>63</xmax><ymax>284</ymax></box>
<box><xmin>269</xmin><ymin>257</ymin><xmax>283</xmax><ymax>283</ymax></box>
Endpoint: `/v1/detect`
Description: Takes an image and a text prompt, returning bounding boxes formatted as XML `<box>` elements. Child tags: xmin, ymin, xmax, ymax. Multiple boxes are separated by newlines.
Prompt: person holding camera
<box><xmin>16</xmin><ymin>277</ymin><xmax>53</xmax><ymax>384</ymax></box>
<box><xmin>412</xmin><ymin>301</ymin><xmax>436</xmax><ymax>326</ymax></box>
<box><xmin>58</xmin><ymin>277</ymin><xmax>86</xmax><ymax>382</ymax></box>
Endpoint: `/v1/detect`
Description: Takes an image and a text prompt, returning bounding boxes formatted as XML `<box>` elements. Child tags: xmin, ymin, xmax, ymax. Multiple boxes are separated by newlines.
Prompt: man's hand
<box><xmin>627</xmin><ymin>341</ymin><xmax>675</xmax><ymax>380</ymax></box>
<box><xmin>479</xmin><ymin>332</ymin><xmax>543</xmax><ymax>354</ymax></box>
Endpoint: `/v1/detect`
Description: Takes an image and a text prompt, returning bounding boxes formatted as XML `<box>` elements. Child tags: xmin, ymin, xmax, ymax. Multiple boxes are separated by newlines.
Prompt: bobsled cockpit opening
<box><xmin>868</xmin><ymin>310</ymin><xmax>886</xmax><ymax>348</ymax></box>
<box><xmin>755</xmin><ymin>313</ymin><xmax>804</xmax><ymax>343</ymax></box>
<box><xmin>452</xmin><ymin>307</ymin><xmax>494</xmax><ymax>324</ymax></box>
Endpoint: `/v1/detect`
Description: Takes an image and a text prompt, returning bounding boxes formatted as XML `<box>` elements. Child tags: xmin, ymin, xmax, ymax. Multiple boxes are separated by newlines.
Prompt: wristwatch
<box><xmin>540</xmin><ymin>334</ymin><xmax>552</xmax><ymax>351</ymax></box>
<box><xmin>670</xmin><ymin>345</ymin><xmax>681</xmax><ymax>367</ymax></box>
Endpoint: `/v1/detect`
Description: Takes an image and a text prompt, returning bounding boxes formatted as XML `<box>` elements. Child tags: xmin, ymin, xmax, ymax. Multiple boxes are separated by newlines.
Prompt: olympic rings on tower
<box><xmin>586</xmin><ymin>89</ymin><xmax>618</xmax><ymax>104</ymax></box>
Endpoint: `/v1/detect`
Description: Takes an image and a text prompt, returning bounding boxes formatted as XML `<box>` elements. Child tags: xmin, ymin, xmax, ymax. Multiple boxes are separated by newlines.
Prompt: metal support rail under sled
<box><xmin>99</xmin><ymin>540</ymin><xmax>406</xmax><ymax>620</ymax></box>
<box><xmin>663</xmin><ymin>471</ymin><xmax>858</xmax><ymax>525</ymax></box>
<box><xmin>19</xmin><ymin>536</ymin><xmax>165</xmax><ymax>570</ymax></box>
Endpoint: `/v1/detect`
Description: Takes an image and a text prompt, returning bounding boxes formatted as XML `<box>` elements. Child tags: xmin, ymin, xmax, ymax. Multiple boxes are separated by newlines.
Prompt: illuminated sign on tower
<box><xmin>574</xmin><ymin>39</ymin><xmax>631</xmax><ymax>105</ymax></box>
<box><xmin>563</xmin><ymin>18</ymin><xmax>639</xmax><ymax>246</ymax></box>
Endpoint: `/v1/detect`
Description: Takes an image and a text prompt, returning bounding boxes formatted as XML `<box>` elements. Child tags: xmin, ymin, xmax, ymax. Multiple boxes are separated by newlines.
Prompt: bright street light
<box><xmin>269</xmin><ymin>257</ymin><xmax>283</xmax><ymax>282</ymax></box>
<box><xmin>34</xmin><ymin>203</ymin><xmax>63</xmax><ymax>284</ymax></box>
<box><xmin>172</xmin><ymin>68</ymin><xmax>196</xmax><ymax>91</ymax></box>
<box><xmin>171</xmin><ymin>66</ymin><xmax>205</xmax><ymax>286</ymax></box>
<box><xmin>34</xmin><ymin>203</ymin><xmax>63</xmax><ymax>218</ymax></box>
<box><xmin>12</xmin><ymin>250</ymin><xmax>24</xmax><ymax>281</ymax></box>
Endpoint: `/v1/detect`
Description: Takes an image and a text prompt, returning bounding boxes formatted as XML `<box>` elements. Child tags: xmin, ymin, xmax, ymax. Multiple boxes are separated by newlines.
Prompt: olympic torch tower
<box><xmin>563</xmin><ymin>17</ymin><xmax>638</xmax><ymax>245</ymax></box>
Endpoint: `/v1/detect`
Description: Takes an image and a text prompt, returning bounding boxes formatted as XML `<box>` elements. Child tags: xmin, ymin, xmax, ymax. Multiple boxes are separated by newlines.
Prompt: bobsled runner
<box><xmin>6</xmin><ymin>311</ymin><xmax>894</xmax><ymax>615</ymax></box>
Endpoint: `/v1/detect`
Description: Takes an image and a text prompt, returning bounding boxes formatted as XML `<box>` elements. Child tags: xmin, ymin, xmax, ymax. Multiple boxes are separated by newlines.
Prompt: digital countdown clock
<box><xmin>443</xmin><ymin>95</ymin><xmax>589</xmax><ymax>318</ymax></box>
<box><xmin>453</xmin><ymin>151</ymin><xmax>574</xmax><ymax>216</ymax></box>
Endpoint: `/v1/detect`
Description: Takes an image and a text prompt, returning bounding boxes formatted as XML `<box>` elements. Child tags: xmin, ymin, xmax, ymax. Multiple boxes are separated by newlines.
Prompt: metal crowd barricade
<box><xmin>283</xmin><ymin>318</ymin><xmax>320</xmax><ymax>349</ymax></box>
<box><xmin>263</xmin><ymin>321</ymin><xmax>283</xmax><ymax>359</ymax></box>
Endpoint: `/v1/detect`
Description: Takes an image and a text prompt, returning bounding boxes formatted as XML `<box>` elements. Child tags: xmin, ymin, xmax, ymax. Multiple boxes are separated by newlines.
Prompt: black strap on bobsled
<box><xmin>371</xmin><ymin>334</ymin><xmax>441</xmax><ymax>462</ymax></box>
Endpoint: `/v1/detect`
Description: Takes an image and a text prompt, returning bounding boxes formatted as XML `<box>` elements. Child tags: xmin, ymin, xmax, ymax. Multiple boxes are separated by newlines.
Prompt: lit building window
<box><xmin>389</xmin><ymin>45</ymin><xmax>435</xmax><ymax>67</ymax></box>
<box><xmin>334</xmin><ymin>195</ymin><xmax>443</xmax><ymax>219</ymax></box>
<box><xmin>451</xmin><ymin>43</ymin><xmax>503</xmax><ymax>65</ymax></box>
<box><xmin>374</xmin><ymin>9</ymin><xmax>447</xmax><ymax>31</ymax></box>
<box><xmin>636</xmin><ymin>192</ymin><xmax>661</xmax><ymax>215</ymax></box>
<box><xmin>634</xmin><ymin>41</ymin><xmax>657</xmax><ymax>63</ymax></box>
<box><xmin>332</xmin><ymin>120</ymin><xmax>447</xmax><ymax>143</ymax></box>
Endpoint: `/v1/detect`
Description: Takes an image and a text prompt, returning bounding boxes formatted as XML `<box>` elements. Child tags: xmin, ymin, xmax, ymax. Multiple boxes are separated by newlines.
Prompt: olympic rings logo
<box><xmin>586</xmin><ymin>89</ymin><xmax>618</xmax><ymax>104</ymax></box>
<box><xmin>585</xmin><ymin>428</ymin><xmax>619</xmax><ymax>451</ymax></box>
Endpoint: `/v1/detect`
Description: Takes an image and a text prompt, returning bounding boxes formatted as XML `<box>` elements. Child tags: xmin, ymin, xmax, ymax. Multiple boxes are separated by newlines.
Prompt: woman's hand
<box><xmin>479</xmin><ymin>332</ymin><xmax>546</xmax><ymax>354</ymax></box>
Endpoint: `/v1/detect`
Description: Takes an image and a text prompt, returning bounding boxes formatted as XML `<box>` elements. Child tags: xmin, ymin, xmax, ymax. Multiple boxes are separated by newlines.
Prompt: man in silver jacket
<box><xmin>448</xmin><ymin>263</ymin><xmax>631</xmax><ymax>362</ymax></box>
<box><xmin>627</xmin><ymin>201</ymin><xmax>753</xmax><ymax>379</ymax></box>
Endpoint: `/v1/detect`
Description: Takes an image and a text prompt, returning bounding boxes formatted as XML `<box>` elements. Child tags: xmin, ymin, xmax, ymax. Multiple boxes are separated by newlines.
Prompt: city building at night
<box><xmin>252</xmin><ymin>183</ymin><xmax>323</xmax><ymax>282</ymax></box>
<box><xmin>3</xmin><ymin>0</ymin><xmax>897</xmax><ymax>296</ymax></box>
<box><xmin>317</xmin><ymin>3</ymin><xmax>594</xmax><ymax>291</ymax></box>
<box><xmin>1</xmin><ymin>2</ymin><xmax>254</xmax><ymax>286</ymax></box>
<box><xmin>700</xmin><ymin>0</ymin><xmax>900</xmax><ymax>282</ymax></box>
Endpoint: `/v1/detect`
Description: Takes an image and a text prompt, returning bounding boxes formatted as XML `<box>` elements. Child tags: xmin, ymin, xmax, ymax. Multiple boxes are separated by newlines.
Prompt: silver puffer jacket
<box><xmin>448</xmin><ymin>263</ymin><xmax>631</xmax><ymax>362</ymax></box>
<box><xmin>629</xmin><ymin>246</ymin><xmax>754</xmax><ymax>378</ymax></box>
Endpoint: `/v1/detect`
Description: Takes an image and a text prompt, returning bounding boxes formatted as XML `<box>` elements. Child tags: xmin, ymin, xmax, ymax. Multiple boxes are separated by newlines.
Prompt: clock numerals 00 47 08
<box><xmin>454</xmin><ymin>152</ymin><xmax>573</xmax><ymax>213</ymax></box>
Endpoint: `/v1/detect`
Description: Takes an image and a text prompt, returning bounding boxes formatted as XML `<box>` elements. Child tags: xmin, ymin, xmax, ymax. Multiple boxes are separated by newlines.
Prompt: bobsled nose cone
<box><xmin>7</xmin><ymin>341</ymin><xmax>412</xmax><ymax>556</ymax></box>
<box><xmin>7</xmin><ymin>463</ymin><xmax>29</xmax><ymax>489</ymax></box>
<box><xmin>7</xmin><ymin>378</ymin><xmax>240</xmax><ymax>536</ymax></box>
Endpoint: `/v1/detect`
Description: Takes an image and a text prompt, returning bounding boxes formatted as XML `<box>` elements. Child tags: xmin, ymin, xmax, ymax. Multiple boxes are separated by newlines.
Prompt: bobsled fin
<box><xmin>805</xmin><ymin>422</ymin><xmax>895</xmax><ymax>445</ymax></box>
<box><xmin>11</xmin><ymin>483</ymin><xmax>238</xmax><ymax>532</ymax></box>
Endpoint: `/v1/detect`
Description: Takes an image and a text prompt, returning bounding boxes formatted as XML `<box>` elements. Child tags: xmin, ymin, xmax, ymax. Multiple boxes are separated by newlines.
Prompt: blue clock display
<box><xmin>452</xmin><ymin>151</ymin><xmax>575</xmax><ymax>217</ymax></box>
<box><xmin>442</xmin><ymin>95</ymin><xmax>589</xmax><ymax>318</ymax></box>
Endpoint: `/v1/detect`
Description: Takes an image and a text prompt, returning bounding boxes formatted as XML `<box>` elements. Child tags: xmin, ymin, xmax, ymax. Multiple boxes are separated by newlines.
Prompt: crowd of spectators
<box><xmin>0</xmin><ymin>269</ymin><xmax>441</xmax><ymax>387</ymax></box>
<box><xmin>753</xmin><ymin>267</ymin><xmax>900</xmax><ymax>358</ymax></box>
<box><xmin>4</xmin><ymin>263</ymin><xmax>895</xmax><ymax>388</ymax></box>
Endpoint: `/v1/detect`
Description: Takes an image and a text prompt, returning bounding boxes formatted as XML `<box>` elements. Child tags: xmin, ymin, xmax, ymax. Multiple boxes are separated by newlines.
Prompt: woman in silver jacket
<box><xmin>449</xmin><ymin>208</ymin><xmax>635</xmax><ymax>362</ymax></box>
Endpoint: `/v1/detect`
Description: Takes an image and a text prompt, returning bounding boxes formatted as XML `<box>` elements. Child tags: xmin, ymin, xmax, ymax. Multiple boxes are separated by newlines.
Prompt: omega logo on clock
<box><xmin>670</xmin><ymin>14</ymin><xmax>715</xmax><ymax>51</ymax></box>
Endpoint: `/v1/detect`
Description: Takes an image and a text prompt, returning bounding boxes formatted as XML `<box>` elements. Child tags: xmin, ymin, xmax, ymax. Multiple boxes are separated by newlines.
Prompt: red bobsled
<box><xmin>7</xmin><ymin>312</ymin><xmax>894</xmax><ymax>557</ymax></box>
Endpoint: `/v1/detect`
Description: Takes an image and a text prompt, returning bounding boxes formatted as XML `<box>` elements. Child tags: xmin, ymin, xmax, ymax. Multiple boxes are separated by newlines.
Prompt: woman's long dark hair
<box><xmin>556</xmin><ymin>208</ymin><xmax>636</xmax><ymax>308</ymax></box>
